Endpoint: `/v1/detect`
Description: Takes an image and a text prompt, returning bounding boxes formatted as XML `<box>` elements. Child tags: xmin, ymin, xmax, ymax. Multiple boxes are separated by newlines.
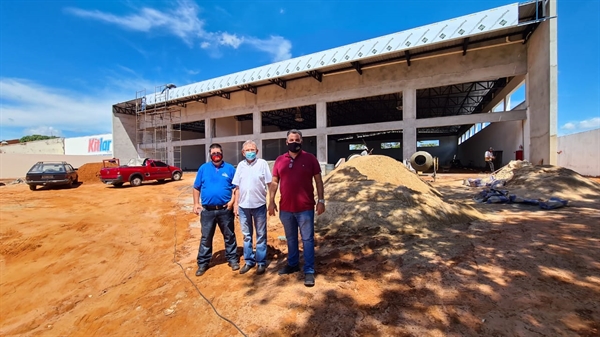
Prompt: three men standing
<box><xmin>192</xmin><ymin>131</ymin><xmax>326</xmax><ymax>287</ymax></box>
<box><xmin>232</xmin><ymin>140</ymin><xmax>272</xmax><ymax>275</ymax></box>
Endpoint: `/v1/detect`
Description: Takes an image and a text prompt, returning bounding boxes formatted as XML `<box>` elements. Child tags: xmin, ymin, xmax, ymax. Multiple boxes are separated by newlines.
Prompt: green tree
<box><xmin>19</xmin><ymin>135</ymin><xmax>58</xmax><ymax>143</ymax></box>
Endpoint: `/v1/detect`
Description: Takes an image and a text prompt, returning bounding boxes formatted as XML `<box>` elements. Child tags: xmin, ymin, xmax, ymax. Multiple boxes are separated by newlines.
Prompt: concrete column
<box><xmin>166</xmin><ymin>123</ymin><xmax>174</xmax><ymax>165</ymax></box>
<box><xmin>252</xmin><ymin>108</ymin><xmax>264</xmax><ymax>157</ymax></box>
<box><xmin>525</xmin><ymin>0</ymin><xmax>558</xmax><ymax>165</ymax></box>
<box><xmin>205</xmin><ymin>118</ymin><xmax>213</xmax><ymax>162</ymax></box>
<box><xmin>402</xmin><ymin>88</ymin><xmax>417</xmax><ymax>161</ymax></box>
<box><xmin>316</xmin><ymin>101</ymin><xmax>328</xmax><ymax>163</ymax></box>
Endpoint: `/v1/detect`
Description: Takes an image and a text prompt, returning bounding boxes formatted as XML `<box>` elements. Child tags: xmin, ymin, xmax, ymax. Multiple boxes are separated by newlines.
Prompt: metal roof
<box><xmin>143</xmin><ymin>2</ymin><xmax>525</xmax><ymax>106</ymax></box>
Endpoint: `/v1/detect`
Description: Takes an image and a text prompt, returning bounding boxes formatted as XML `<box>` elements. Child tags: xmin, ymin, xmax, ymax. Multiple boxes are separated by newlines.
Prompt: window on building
<box><xmin>349</xmin><ymin>144</ymin><xmax>368</xmax><ymax>150</ymax></box>
<box><xmin>417</xmin><ymin>140</ymin><xmax>439</xmax><ymax>147</ymax></box>
<box><xmin>380</xmin><ymin>142</ymin><xmax>401</xmax><ymax>149</ymax></box>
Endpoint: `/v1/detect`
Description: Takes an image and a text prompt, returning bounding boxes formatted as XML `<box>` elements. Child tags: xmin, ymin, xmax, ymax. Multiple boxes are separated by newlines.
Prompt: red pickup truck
<box><xmin>100</xmin><ymin>158</ymin><xmax>183</xmax><ymax>187</ymax></box>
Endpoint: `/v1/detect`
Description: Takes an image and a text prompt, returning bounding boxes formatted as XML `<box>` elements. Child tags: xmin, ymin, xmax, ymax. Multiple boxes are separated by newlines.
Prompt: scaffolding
<box><xmin>134</xmin><ymin>85</ymin><xmax>182</xmax><ymax>167</ymax></box>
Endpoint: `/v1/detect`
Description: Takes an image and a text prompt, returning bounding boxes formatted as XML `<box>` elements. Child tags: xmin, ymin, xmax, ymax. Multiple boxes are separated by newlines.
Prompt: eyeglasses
<box><xmin>289</xmin><ymin>158</ymin><xmax>294</xmax><ymax>169</ymax></box>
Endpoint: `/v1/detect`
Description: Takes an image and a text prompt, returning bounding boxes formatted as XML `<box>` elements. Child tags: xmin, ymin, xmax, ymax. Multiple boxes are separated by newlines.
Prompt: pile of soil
<box><xmin>495</xmin><ymin>160</ymin><xmax>600</xmax><ymax>200</ymax></box>
<box><xmin>317</xmin><ymin>155</ymin><xmax>483</xmax><ymax>239</ymax></box>
<box><xmin>76</xmin><ymin>162</ymin><xmax>105</xmax><ymax>183</ymax></box>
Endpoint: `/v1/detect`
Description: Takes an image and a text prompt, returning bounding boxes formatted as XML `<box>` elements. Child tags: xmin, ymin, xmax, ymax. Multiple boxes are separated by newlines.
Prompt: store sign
<box><xmin>65</xmin><ymin>134</ymin><xmax>113</xmax><ymax>155</ymax></box>
<box><xmin>88</xmin><ymin>137</ymin><xmax>112</xmax><ymax>153</ymax></box>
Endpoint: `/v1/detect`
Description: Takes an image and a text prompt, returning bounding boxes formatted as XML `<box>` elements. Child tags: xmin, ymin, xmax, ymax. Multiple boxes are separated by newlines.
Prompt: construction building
<box><xmin>112</xmin><ymin>1</ymin><xmax>557</xmax><ymax>172</ymax></box>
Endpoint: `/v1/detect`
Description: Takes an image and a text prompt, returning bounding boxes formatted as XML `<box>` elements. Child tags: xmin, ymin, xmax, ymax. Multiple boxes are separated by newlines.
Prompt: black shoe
<box><xmin>195</xmin><ymin>266</ymin><xmax>208</xmax><ymax>277</ymax></box>
<box><xmin>256</xmin><ymin>265</ymin><xmax>266</xmax><ymax>275</ymax></box>
<box><xmin>304</xmin><ymin>273</ymin><xmax>315</xmax><ymax>287</ymax></box>
<box><xmin>239</xmin><ymin>264</ymin><xmax>254</xmax><ymax>274</ymax></box>
<box><xmin>228</xmin><ymin>261</ymin><xmax>240</xmax><ymax>271</ymax></box>
<box><xmin>278</xmin><ymin>264</ymin><xmax>300</xmax><ymax>275</ymax></box>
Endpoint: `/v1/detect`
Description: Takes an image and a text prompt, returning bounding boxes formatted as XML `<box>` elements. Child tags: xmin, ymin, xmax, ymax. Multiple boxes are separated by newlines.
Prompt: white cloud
<box><xmin>24</xmin><ymin>126</ymin><xmax>63</xmax><ymax>137</ymax></box>
<box><xmin>65</xmin><ymin>2</ymin><xmax>293</xmax><ymax>62</ymax></box>
<box><xmin>65</xmin><ymin>1</ymin><xmax>204</xmax><ymax>46</ymax></box>
<box><xmin>280</xmin><ymin>9</ymin><xmax>285</xmax><ymax>14</ymax></box>
<box><xmin>0</xmin><ymin>78</ymin><xmax>129</xmax><ymax>137</ymax></box>
<box><xmin>560</xmin><ymin>117</ymin><xmax>600</xmax><ymax>132</ymax></box>
<box><xmin>245</xmin><ymin>36</ymin><xmax>292</xmax><ymax>62</ymax></box>
<box><xmin>219</xmin><ymin>33</ymin><xmax>243</xmax><ymax>49</ymax></box>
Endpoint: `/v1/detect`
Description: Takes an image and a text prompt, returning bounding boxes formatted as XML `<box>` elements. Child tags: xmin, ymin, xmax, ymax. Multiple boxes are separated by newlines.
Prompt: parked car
<box><xmin>99</xmin><ymin>158</ymin><xmax>183</xmax><ymax>187</ymax></box>
<box><xmin>26</xmin><ymin>161</ymin><xmax>79</xmax><ymax>191</ymax></box>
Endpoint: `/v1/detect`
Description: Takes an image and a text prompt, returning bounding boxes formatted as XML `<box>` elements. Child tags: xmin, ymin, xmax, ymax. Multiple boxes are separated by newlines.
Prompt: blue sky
<box><xmin>1</xmin><ymin>0</ymin><xmax>598</xmax><ymax>140</ymax></box>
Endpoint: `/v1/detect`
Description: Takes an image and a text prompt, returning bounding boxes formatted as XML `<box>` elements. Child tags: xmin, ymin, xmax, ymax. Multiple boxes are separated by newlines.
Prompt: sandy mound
<box><xmin>317</xmin><ymin>155</ymin><xmax>483</xmax><ymax>239</ymax></box>
<box><xmin>495</xmin><ymin>160</ymin><xmax>600</xmax><ymax>200</ymax></box>
<box><xmin>76</xmin><ymin>163</ymin><xmax>104</xmax><ymax>183</ymax></box>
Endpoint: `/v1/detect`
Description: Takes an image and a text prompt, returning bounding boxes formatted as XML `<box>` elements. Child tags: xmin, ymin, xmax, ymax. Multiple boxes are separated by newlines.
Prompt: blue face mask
<box><xmin>245</xmin><ymin>151</ymin><xmax>257</xmax><ymax>160</ymax></box>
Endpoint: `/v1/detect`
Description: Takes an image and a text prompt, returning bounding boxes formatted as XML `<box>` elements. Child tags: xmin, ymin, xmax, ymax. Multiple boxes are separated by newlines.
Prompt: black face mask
<box><xmin>287</xmin><ymin>142</ymin><xmax>302</xmax><ymax>153</ymax></box>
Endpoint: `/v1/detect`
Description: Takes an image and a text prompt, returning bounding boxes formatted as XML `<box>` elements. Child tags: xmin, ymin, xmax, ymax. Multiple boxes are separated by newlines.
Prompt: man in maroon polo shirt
<box><xmin>268</xmin><ymin>129</ymin><xmax>325</xmax><ymax>287</ymax></box>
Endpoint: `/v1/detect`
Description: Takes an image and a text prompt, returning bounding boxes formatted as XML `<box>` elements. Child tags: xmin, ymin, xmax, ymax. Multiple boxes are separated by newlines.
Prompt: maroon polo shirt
<box><xmin>272</xmin><ymin>150</ymin><xmax>321</xmax><ymax>212</ymax></box>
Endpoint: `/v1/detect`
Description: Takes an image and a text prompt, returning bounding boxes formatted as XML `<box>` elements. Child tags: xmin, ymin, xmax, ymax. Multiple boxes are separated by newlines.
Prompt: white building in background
<box><xmin>64</xmin><ymin>134</ymin><xmax>113</xmax><ymax>156</ymax></box>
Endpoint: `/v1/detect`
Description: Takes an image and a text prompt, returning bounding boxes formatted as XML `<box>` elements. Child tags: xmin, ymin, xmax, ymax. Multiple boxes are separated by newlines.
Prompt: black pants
<box><xmin>486</xmin><ymin>160</ymin><xmax>495</xmax><ymax>172</ymax></box>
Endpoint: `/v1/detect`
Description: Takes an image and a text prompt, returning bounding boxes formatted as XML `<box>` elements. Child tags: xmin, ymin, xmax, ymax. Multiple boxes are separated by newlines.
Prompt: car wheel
<box><xmin>130</xmin><ymin>176</ymin><xmax>143</xmax><ymax>187</ymax></box>
<box><xmin>172</xmin><ymin>172</ymin><xmax>182</xmax><ymax>181</ymax></box>
<box><xmin>29</xmin><ymin>184</ymin><xmax>36</xmax><ymax>191</ymax></box>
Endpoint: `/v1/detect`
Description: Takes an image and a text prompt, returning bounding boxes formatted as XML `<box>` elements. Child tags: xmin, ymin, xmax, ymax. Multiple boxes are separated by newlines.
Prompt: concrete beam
<box><xmin>417</xmin><ymin>109</ymin><xmax>526</xmax><ymax>128</ymax></box>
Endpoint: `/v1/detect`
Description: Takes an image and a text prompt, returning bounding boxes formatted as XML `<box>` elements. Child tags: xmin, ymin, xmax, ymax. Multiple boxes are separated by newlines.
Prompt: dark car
<box><xmin>25</xmin><ymin>161</ymin><xmax>79</xmax><ymax>191</ymax></box>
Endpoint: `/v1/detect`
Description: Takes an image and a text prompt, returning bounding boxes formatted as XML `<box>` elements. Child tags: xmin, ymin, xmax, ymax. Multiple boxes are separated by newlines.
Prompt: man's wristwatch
<box><xmin>318</xmin><ymin>199</ymin><xmax>325</xmax><ymax>204</ymax></box>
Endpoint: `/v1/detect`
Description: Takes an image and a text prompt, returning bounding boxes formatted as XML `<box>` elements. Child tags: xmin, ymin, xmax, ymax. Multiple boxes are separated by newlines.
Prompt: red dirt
<box><xmin>76</xmin><ymin>162</ymin><xmax>105</xmax><ymax>183</ymax></box>
<box><xmin>0</xmin><ymin>160</ymin><xmax>599</xmax><ymax>336</ymax></box>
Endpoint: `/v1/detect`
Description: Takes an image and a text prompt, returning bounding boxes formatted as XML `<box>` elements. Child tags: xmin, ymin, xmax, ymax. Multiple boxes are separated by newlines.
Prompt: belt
<box><xmin>203</xmin><ymin>204</ymin><xmax>228</xmax><ymax>211</ymax></box>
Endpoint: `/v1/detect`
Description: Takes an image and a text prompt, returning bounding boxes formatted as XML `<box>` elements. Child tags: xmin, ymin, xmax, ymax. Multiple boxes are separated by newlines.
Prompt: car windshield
<box><xmin>28</xmin><ymin>163</ymin><xmax>65</xmax><ymax>174</ymax></box>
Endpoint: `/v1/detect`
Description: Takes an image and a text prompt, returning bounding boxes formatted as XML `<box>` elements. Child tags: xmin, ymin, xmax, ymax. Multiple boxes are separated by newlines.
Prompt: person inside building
<box><xmin>268</xmin><ymin>129</ymin><xmax>325</xmax><ymax>287</ymax></box>
<box><xmin>192</xmin><ymin>143</ymin><xmax>239</xmax><ymax>276</ymax></box>
<box><xmin>232</xmin><ymin>140</ymin><xmax>272</xmax><ymax>275</ymax></box>
<box><xmin>485</xmin><ymin>147</ymin><xmax>496</xmax><ymax>173</ymax></box>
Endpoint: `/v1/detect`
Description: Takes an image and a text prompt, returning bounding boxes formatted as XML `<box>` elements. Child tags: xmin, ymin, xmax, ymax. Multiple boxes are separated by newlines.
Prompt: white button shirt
<box><xmin>232</xmin><ymin>158</ymin><xmax>273</xmax><ymax>209</ymax></box>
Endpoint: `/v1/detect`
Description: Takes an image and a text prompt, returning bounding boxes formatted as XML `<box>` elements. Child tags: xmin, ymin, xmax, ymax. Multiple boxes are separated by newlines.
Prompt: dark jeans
<box><xmin>197</xmin><ymin>208</ymin><xmax>238</xmax><ymax>267</ymax></box>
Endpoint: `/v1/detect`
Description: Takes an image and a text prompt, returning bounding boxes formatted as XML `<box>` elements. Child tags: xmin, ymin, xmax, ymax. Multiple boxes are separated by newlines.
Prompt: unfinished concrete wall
<box><xmin>557</xmin><ymin>129</ymin><xmax>600</xmax><ymax>177</ymax></box>
<box><xmin>526</xmin><ymin>0</ymin><xmax>558</xmax><ymax>165</ymax></box>
<box><xmin>458</xmin><ymin>120</ymin><xmax>524</xmax><ymax>169</ymax></box>
<box><xmin>417</xmin><ymin>136</ymin><xmax>459</xmax><ymax>167</ymax></box>
<box><xmin>0</xmin><ymin>138</ymin><xmax>64</xmax><ymax>154</ymax></box>
<box><xmin>112</xmin><ymin>113</ymin><xmax>138</xmax><ymax>162</ymax></box>
<box><xmin>181</xmin><ymin>145</ymin><xmax>205</xmax><ymax>171</ymax></box>
<box><xmin>0</xmin><ymin>154</ymin><xmax>111</xmax><ymax>179</ymax></box>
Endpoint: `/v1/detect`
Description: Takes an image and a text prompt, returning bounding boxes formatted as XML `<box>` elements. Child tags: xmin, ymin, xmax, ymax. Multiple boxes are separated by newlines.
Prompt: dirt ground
<box><xmin>1</xmin><ymin>166</ymin><xmax>599</xmax><ymax>336</ymax></box>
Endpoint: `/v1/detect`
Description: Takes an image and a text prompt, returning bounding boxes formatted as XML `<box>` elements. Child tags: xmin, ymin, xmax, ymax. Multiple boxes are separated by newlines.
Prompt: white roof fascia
<box><xmin>146</xmin><ymin>3</ymin><xmax>520</xmax><ymax>105</ymax></box>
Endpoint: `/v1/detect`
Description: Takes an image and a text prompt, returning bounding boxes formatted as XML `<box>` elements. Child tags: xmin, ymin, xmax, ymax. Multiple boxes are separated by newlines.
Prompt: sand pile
<box><xmin>76</xmin><ymin>163</ymin><xmax>104</xmax><ymax>183</ymax></box>
<box><xmin>317</xmin><ymin>155</ymin><xmax>483</xmax><ymax>239</ymax></box>
<box><xmin>495</xmin><ymin>160</ymin><xmax>600</xmax><ymax>200</ymax></box>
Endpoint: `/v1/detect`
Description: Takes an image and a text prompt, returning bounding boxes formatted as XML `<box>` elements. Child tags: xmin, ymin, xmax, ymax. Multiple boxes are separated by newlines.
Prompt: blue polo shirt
<box><xmin>193</xmin><ymin>161</ymin><xmax>236</xmax><ymax>206</ymax></box>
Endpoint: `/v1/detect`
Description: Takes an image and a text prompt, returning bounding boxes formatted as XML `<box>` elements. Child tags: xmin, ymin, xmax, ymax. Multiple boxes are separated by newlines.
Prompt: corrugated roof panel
<box><xmin>146</xmin><ymin>3</ymin><xmax>523</xmax><ymax>105</ymax></box>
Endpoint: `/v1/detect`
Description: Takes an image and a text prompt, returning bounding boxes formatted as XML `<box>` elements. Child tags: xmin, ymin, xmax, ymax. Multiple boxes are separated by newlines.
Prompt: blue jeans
<box><xmin>279</xmin><ymin>210</ymin><xmax>315</xmax><ymax>274</ymax></box>
<box><xmin>197</xmin><ymin>208</ymin><xmax>238</xmax><ymax>267</ymax></box>
<box><xmin>238</xmin><ymin>205</ymin><xmax>268</xmax><ymax>267</ymax></box>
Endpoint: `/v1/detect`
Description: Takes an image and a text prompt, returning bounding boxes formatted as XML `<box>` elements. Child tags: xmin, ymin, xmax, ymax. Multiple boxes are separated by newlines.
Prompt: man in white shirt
<box><xmin>485</xmin><ymin>147</ymin><xmax>495</xmax><ymax>172</ymax></box>
<box><xmin>233</xmin><ymin>140</ymin><xmax>273</xmax><ymax>275</ymax></box>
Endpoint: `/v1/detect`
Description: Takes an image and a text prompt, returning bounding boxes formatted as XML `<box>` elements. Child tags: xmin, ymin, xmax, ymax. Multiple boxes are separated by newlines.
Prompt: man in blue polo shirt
<box><xmin>193</xmin><ymin>143</ymin><xmax>239</xmax><ymax>276</ymax></box>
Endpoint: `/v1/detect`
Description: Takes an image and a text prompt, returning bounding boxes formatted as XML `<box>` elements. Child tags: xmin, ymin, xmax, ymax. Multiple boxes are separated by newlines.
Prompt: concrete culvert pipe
<box><xmin>410</xmin><ymin>151</ymin><xmax>434</xmax><ymax>172</ymax></box>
